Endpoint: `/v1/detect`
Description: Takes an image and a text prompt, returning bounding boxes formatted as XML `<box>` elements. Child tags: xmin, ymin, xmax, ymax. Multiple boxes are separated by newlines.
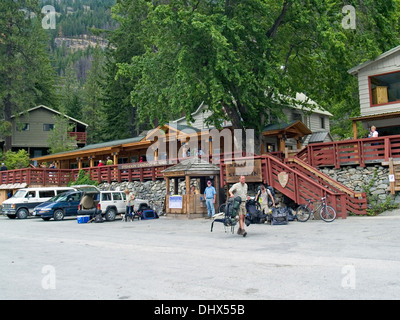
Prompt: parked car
<box><xmin>77</xmin><ymin>190</ymin><xmax>150</xmax><ymax>221</ymax></box>
<box><xmin>32</xmin><ymin>191</ymin><xmax>83</xmax><ymax>221</ymax></box>
<box><xmin>1</xmin><ymin>187</ymin><xmax>75</xmax><ymax>219</ymax></box>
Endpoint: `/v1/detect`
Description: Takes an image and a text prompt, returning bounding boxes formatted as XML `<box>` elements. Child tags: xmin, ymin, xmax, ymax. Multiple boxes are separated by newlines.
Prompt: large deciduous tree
<box><xmin>117</xmin><ymin>0</ymin><xmax>400</xmax><ymax>152</ymax></box>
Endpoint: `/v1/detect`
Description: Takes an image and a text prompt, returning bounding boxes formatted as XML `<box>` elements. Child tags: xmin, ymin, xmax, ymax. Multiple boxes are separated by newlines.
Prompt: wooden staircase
<box><xmin>219</xmin><ymin>153</ymin><xmax>368</xmax><ymax>218</ymax></box>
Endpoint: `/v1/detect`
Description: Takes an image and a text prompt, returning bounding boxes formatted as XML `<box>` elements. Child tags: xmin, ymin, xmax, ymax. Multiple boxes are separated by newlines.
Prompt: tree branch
<box><xmin>266</xmin><ymin>1</ymin><xmax>291</xmax><ymax>38</ymax></box>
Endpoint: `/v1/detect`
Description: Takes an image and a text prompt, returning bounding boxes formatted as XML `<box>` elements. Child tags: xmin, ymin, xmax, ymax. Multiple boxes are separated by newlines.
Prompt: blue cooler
<box><xmin>77</xmin><ymin>215</ymin><xmax>90</xmax><ymax>224</ymax></box>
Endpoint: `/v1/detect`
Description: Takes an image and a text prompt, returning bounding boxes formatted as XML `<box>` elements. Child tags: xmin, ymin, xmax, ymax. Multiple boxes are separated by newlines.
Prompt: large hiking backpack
<box><xmin>245</xmin><ymin>199</ymin><xmax>267</xmax><ymax>226</ymax></box>
<box><xmin>211</xmin><ymin>196</ymin><xmax>241</xmax><ymax>233</ymax></box>
<box><xmin>271</xmin><ymin>207</ymin><xmax>289</xmax><ymax>225</ymax></box>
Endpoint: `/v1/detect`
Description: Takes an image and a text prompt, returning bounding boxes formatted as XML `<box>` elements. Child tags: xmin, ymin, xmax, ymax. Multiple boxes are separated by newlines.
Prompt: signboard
<box><xmin>226</xmin><ymin>159</ymin><xmax>262</xmax><ymax>183</ymax></box>
<box><xmin>118</xmin><ymin>160</ymin><xmax>168</xmax><ymax>170</ymax></box>
<box><xmin>169</xmin><ymin>195</ymin><xmax>183</xmax><ymax>209</ymax></box>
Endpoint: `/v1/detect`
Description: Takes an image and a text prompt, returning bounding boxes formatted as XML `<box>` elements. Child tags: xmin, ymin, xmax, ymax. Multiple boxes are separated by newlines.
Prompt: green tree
<box><xmin>117</xmin><ymin>0</ymin><xmax>400</xmax><ymax>153</ymax></box>
<box><xmin>0</xmin><ymin>0</ymin><xmax>56</xmax><ymax>150</ymax></box>
<box><xmin>82</xmin><ymin>46</ymin><xmax>107</xmax><ymax>144</ymax></box>
<box><xmin>47</xmin><ymin>114</ymin><xmax>78</xmax><ymax>154</ymax></box>
<box><xmin>101</xmin><ymin>0</ymin><xmax>148</xmax><ymax>141</ymax></box>
<box><xmin>3</xmin><ymin>150</ymin><xmax>30</xmax><ymax>170</ymax></box>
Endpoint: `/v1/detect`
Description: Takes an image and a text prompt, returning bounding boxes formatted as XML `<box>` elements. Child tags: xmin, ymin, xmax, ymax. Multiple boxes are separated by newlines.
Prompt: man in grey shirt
<box><xmin>229</xmin><ymin>175</ymin><xmax>250</xmax><ymax>237</ymax></box>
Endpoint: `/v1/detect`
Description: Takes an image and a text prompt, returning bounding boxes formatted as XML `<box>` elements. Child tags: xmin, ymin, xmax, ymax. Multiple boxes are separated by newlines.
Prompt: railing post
<box><xmin>385</xmin><ymin>137</ymin><xmax>390</xmax><ymax>162</ymax></box>
<box><xmin>334</xmin><ymin>143</ymin><xmax>340</xmax><ymax>169</ymax></box>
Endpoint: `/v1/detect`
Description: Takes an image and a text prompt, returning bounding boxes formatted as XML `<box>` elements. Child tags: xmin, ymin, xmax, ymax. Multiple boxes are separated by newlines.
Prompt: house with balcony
<box><xmin>2</xmin><ymin>105</ymin><xmax>88</xmax><ymax>158</ymax></box>
<box><xmin>172</xmin><ymin>93</ymin><xmax>333</xmax><ymax>153</ymax></box>
<box><xmin>348</xmin><ymin>45</ymin><xmax>400</xmax><ymax>138</ymax></box>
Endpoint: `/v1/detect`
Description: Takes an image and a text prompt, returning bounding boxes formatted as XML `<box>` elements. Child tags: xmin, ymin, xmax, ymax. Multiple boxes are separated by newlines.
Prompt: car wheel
<box><xmin>16</xmin><ymin>208</ymin><xmax>29</xmax><ymax>219</ymax></box>
<box><xmin>105</xmin><ymin>208</ymin><xmax>116</xmax><ymax>221</ymax></box>
<box><xmin>7</xmin><ymin>214</ymin><xmax>16</xmax><ymax>219</ymax></box>
<box><xmin>53</xmin><ymin>209</ymin><xmax>64</xmax><ymax>221</ymax></box>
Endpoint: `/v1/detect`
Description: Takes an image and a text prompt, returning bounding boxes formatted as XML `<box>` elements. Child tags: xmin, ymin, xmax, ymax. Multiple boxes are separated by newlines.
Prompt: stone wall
<box><xmin>98</xmin><ymin>164</ymin><xmax>399</xmax><ymax>214</ymax></box>
<box><xmin>98</xmin><ymin>179</ymin><xmax>201</xmax><ymax>213</ymax></box>
<box><xmin>320</xmin><ymin>164</ymin><xmax>400</xmax><ymax>204</ymax></box>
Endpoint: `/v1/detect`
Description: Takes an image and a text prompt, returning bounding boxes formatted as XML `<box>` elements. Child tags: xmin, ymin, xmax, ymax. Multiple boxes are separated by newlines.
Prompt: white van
<box><xmin>1</xmin><ymin>187</ymin><xmax>75</xmax><ymax>219</ymax></box>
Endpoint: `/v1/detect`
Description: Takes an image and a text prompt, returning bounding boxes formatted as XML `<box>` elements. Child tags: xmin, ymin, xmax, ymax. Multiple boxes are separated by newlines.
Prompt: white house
<box><xmin>172</xmin><ymin>94</ymin><xmax>333</xmax><ymax>153</ymax></box>
<box><xmin>348</xmin><ymin>45</ymin><xmax>400</xmax><ymax>138</ymax></box>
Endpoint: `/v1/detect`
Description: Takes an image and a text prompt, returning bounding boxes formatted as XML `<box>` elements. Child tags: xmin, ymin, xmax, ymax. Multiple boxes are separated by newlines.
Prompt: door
<box><xmin>101</xmin><ymin>192</ymin><xmax>113</xmax><ymax>212</ymax></box>
<box><xmin>112</xmin><ymin>192</ymin><xmax>125</xmax><ymax>213</ymax></box>
<box><xmin>65</xmin><ymin>192</ymin><xmax>82</xmax><ymax>216</ymax></box>
<box><xmin>25</xmin><ymin>190</ymin><xmax>39</xmax><ymax>213</ymax></box>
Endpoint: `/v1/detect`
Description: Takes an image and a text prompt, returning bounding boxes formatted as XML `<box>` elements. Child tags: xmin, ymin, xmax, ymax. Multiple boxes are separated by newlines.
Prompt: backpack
<box><xmin>211</xmin><ymin>196</ymin><xmax>241</xmax><ymax>233</ymax></box>
<box><xmin>226</xmin><ymin>196</ymin><xmax>242</xmax><ymax>221</ymax></box>
<box><xmin>245</xmin><ymin>199</ymin><xmax>267</xmax><ymax>225</ymax></box>
<box><xmin>271</xmin><ymin>207</ymin><xmax>288</xmax><ymax>225</ymax></box>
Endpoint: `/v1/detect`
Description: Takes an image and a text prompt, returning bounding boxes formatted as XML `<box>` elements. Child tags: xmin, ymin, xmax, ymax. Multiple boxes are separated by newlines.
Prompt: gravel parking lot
<box><xmin>1</xmin><ymin>213</ymin><xmax>400</xmax><ymax>300</ymax></box>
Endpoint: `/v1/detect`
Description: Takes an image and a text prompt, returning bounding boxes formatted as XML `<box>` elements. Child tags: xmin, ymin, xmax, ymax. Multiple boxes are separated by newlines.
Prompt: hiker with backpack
<box><xmin>229</xmin><ymin>175</ymin><xmax>251</xmax><ymax>237</ymax></box>
<box><xmin>256</xmin><ymin>185</ymin><xmax>276</xmax><ymax>214</ymax></box>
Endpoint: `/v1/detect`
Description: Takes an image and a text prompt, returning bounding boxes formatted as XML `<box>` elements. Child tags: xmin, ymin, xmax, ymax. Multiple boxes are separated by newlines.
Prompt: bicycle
<box><xmin>295</xmin><ymin>197</ymin><xmax>336</xmax><ymax>223</ymax></box>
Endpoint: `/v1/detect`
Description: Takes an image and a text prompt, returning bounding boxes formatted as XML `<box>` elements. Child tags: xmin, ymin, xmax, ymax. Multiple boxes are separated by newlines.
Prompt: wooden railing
<box><xmin>0</xmin><ymin>151</ymin><xmax>370</xmax><ymax>217</ymax></box>
<box><xmin>68</xmin><ymin>132</ymin><xmax>87</xmax><ymax>144</ymax></box>
<box><xmin>220</xmin><ymin>155</ymin><xmax>366</xmax><ymax>219</ymax></box>
<box><xmin>296</xmin><ymin>134</ymin><xmax>400</xmax><ymax>168</ymax></box>
<box><xmin>288</xmin><ymin>157</ymin><xmax>367</xmax><ymax>216</ymax></box>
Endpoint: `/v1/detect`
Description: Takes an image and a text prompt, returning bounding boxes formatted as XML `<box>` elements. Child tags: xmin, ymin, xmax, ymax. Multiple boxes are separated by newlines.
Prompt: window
<box><xmin>102</xmin><ymin>193</ymin><xmax>112</xmax><ymax>201</ymax></box>
<box><xmin>25</xmin><ymin>191</ymin><xmax>36</xmax><ymax>198</ymax></box>
<box><xmin>56</xmin><ymin>190</ymin><xmax>72</xmax><ymax>195</ymax></box>
<box><xmin>43</xmin><ymin>124</ymin><xmax>54</xmax><ymax>131</ymax></box>
<box><xmin>292</xmin><ymin>112</ymin><xmax>302</xmax><ymax>122</ymax></box>
<box><xmin>112</xmin><ymin>192</ymin><xmax>122</xmax><ymax>201</ymax></box>
<box><xmin>39</xmin><ymin>190</ymin><xmax>55</xmax><ymax>198</ymax></box>
<box><xmin>369</xmin><ymin>71</ymin><xmax>400</xmax><ymax>106</ymax></box>
<box><xmin>17</xmin><ymin>123</ymin><xmax>30</xmax><ymax>131</ymax></box>
<box><xmin>320</xmin><ymin>117</ymin><xmax>325</xmax><ymax>129</ymax></box>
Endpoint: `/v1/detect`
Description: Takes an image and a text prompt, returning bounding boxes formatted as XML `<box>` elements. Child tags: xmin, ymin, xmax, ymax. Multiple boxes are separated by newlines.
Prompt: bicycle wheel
<box><xmin>319</xmin><ymin>205</ymin><xmax>336</xmax><ymax>222</ymax></box>
<box><xmin>295</xmin><ymin>205</ymin><xmax>311</xmax><ymax>222</ymax></box>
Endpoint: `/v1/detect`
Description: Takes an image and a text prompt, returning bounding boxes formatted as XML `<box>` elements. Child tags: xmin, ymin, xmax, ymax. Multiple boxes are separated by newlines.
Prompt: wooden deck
<box><xmin>296</xmin><ymin>134</ymin><xmax>400</xmax><ymax>168</ymax></box>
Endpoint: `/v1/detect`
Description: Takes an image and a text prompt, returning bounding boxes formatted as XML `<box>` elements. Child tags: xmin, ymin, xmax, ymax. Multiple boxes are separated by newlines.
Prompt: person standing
<box><xmin>229</xmin><ymin>175</ymin><xmax>250</xmax><ymax>237</ymax></box>
<box><xmin>1</xmin><ymin>163</ymin><xmax>7</xmax><ymax>171</ymax></box>
<box><xmin>124</xmin><ymin>189</ymin><xmax>135</xmax><ymax>219</ymax></box>
<box><xmin>257</xmin><ymin>185</ymin><xmax>275</xmax><ymax>214</ymax></box>
<box><xmin>368</xmin><ymin>126</ymin><xmax>379</xmax><ymax>138</ymax></box>
<box><xmin>204</xmin><ymin>180</ymin><xmax>216</xmax><ymax>218</ymax></box>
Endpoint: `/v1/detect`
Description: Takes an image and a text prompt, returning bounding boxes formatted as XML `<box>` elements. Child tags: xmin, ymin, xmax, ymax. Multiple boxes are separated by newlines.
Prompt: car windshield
<box><xmin>12</xmin><ymin>190</ymin><xmax>27</xmax><ymax>198</ymax></box>
<box><xmin>47</xmin><ymin>192</ymin><xmax>70</xmax><ymax>203</ymax></box>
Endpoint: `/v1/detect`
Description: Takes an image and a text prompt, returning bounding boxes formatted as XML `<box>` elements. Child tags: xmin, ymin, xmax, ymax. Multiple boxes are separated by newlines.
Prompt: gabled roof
<box><xmin>348</xmin><ymin>45</ymin><xmax>400</xmax><ymax>76</ymax></box>
<box><xmin>162</xmin><ymin>157</ymin><xmax>220</xmax><ymax>177</ymax></box>
<box><xmin>263</xmin><ymin>120</ymin><xmax>312</xmax><ymax>137</ymax></box>
<box><xmin>11</xmin><ymin>105</ymin><xmax>88</xmax><ymax>127</ymax></box>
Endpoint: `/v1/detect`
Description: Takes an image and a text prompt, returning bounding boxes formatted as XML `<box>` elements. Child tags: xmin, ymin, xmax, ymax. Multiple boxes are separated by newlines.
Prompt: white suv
<box><xmin>100</xmin><ymin>191</ymin><xmax>150</xmax><ymax>220</ymax></box>
<box><xmin>77</xmin><ymin>190</ymin><xmax>150</xmax><ymax>221</ymax></box>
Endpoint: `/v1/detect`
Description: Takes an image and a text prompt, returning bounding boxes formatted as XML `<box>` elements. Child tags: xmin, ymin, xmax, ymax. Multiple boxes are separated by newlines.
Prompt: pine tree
<box><xmin>0</xmin><ymin>0</ymin><xmax>56</xmax><ymax>150</ymax></box>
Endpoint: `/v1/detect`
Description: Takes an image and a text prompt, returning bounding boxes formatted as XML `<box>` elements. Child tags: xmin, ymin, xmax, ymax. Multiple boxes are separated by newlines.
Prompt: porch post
<box><xmin>353</xmin><ymin>120</ymin><xmax>358</xmax><ymax>140</ymax></box>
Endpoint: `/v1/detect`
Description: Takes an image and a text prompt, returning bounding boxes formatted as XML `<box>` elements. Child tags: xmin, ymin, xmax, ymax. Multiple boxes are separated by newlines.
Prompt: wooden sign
<box><xmin>226</xmin><ymin>159</ymin><xmax>262</xmax><ymax>183</ymax></box>
<box><xmin>278</xmin><ymin>171</ymin><xmax>289</xmax><ymax>188</ymax></box>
